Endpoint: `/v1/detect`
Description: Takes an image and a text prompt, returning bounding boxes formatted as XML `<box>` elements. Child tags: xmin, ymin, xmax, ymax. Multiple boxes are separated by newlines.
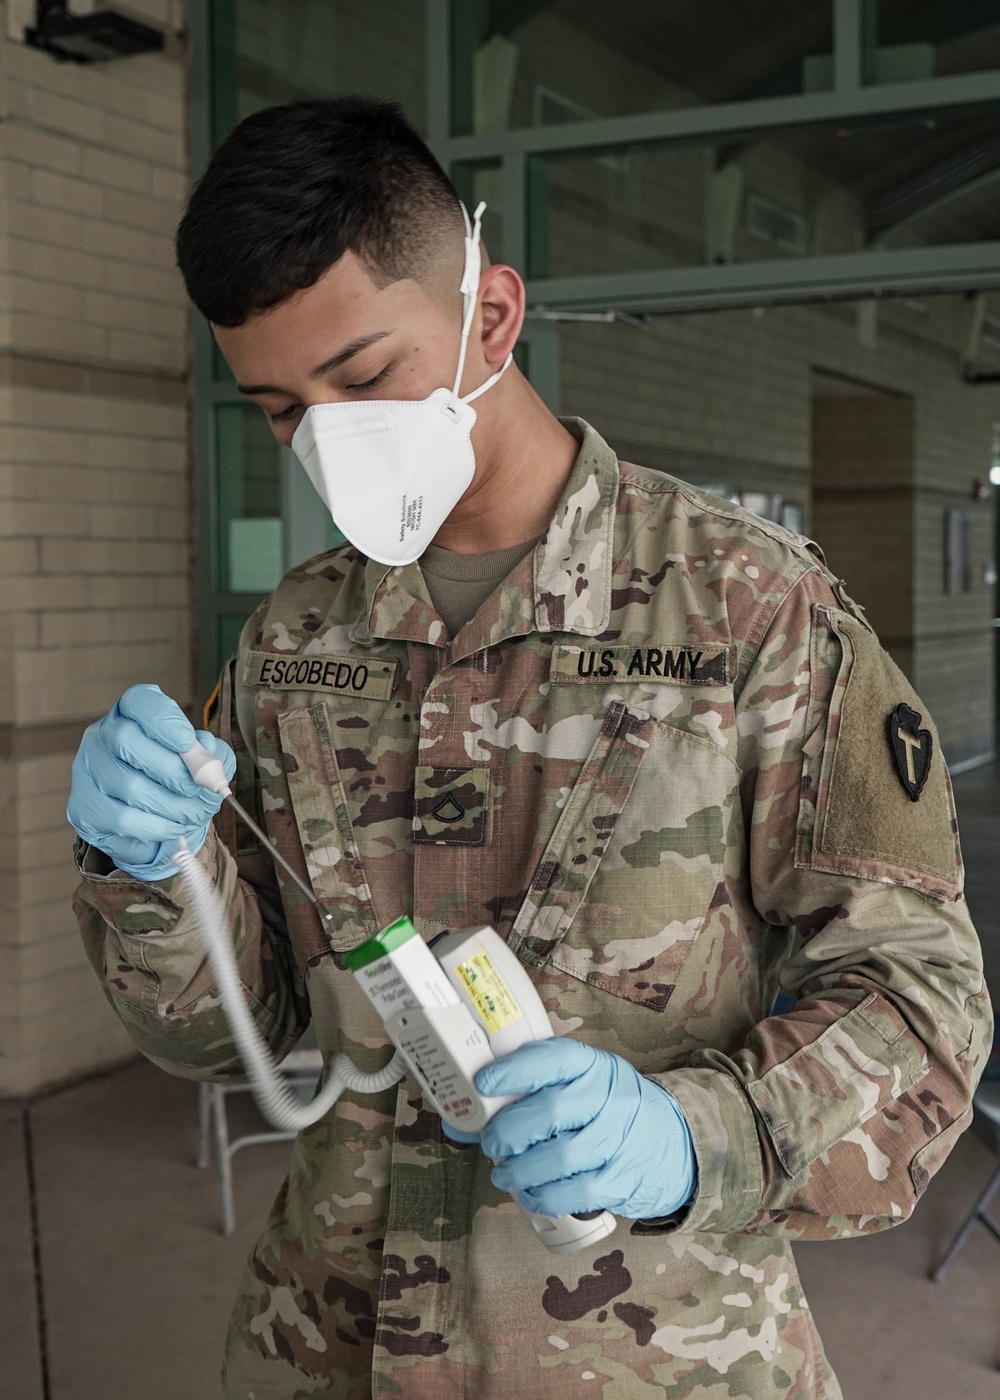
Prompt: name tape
<box><xmin>244</xmin><ymin>650</ymin><xmax>398</xmax><ymax>700</ymax></box>
<box><xmin>552</xmin><ymin>644</ymin><xmax>730</xmax><ymax>686</ymax></box>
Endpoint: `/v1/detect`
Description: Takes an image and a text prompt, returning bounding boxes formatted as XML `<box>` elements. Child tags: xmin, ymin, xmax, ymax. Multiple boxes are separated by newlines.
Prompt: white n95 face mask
<box><xmin>290</xmin><ymin>201</ymin><xmax>512</xmax><ymax>567</ymax></box>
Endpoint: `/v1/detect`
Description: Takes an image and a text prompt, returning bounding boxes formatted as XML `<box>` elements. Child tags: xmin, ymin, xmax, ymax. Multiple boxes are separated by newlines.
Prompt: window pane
<box><xmin>454</xmin><ymin>161</ymin><xmax>505</xmax><ymax>261</ymax></box>
<box><xmin>202</xmin><ymin>0</ymin><xmax>425</xmax><ymax>687</ymax></box>
<box><xmin>218</xmin><ymin>612</ymin><xmax>252</xmax><ymax>664</ymax></box>
<box><xmin>535</xmin><ymin>110</ymin><xmax>1000</xmax><ymax>280</ymax></box>
<box><xmin>212</xmin><ymin>0</ymin><xmax>427</xmax><ymax>145</ymax></box>
<box><xmin>215</xmin><ymin>403</ymin><xmax>283</xmax><ymax>594</ymax></box>
<box><xmin>455</xmin><ymin>0</ymin><xmax>834</xmax><ymax>136</ymax></box>
<box><xmin>873</xmin><ymin>0</ymin><xmax>1000</xmax><ymax>84</ymax></box>
<box><xmin>212</xmin><ymin>340</ymin><xmax>235</xmax><ymax>384</ymax></box>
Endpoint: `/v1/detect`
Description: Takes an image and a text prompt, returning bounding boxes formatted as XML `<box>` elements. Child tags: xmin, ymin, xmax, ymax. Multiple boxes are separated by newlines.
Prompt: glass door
<box><xmin>193</xmin><ymin>0</ymin><xmax>430</xmax><ymax>694</ymax></box>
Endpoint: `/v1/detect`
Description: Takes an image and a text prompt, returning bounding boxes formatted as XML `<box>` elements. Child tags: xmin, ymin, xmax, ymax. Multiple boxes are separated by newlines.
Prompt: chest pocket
<box><xmin>276</xmin><ymin>704</ymin><xmax>381</xmax><ymax>953</ymax></box>
<box><xmin>508</xmin><ymin>701</ymin><xmax>738</xmax><ymax>1012</ymax></box>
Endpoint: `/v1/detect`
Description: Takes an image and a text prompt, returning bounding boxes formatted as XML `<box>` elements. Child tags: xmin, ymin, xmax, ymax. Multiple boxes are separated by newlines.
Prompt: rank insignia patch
<box><xmin>888</xmin><ymin>702</ymin><xmax>933</xmax><ymax>802</ymax></box>
<box><xmin>413</xmin><ymin>766</ymin><xmax>491</xmax><ymax>845</ymax></box>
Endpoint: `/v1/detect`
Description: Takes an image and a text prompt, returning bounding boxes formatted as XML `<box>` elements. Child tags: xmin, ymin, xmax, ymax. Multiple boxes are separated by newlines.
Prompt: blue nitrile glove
<box><xmin>67</xmin><ymin>684</ymin><xmax>236</xmax><ymax>882</ymax></box>
<box><xmin>472</xmin><ymin>1039</ymin><xmax>696</xmax><ymax>1220</ymax></box>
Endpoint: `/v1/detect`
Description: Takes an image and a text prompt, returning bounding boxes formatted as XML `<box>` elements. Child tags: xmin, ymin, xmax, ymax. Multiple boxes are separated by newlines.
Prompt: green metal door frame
<box><xmin>189</xmin><ymin>0</ymin><xmax>221</xmax><ymax>701</ymax></box>
<box><xmin>523</xmin><ymin>243</ymin><xmax>1000</xmax><ymax>316</ymax></box>
<box><xmin>995</xmin><ymin>472</ymin><xmax>1000</xmax><ymax>751</ymax></box>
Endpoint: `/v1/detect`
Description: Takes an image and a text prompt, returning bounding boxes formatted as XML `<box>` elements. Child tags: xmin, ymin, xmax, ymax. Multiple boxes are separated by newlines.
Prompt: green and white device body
<box><xmin>345</xmin><ymin>918</ymin><xmax>617</xmax><ymax>1255</ymax></box>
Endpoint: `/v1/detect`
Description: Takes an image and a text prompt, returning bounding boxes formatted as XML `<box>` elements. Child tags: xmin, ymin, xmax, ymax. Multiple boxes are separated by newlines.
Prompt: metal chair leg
<box><xmin>196</xmin><ymin>1082</ymin><xmax>211</xmax><ymax>1169</ymax></box>
<box><xmin>198</xmin><ymin>1067</ymin><xmax>321</xmax><ymax>1235</ymax></box>
<box><xmin>932</xmin><ymin>1161</ymin><xmax>1000</xmax><ymax>1282</ymax></box>
<box><xmin>212</xmin><ymin>1084</ymin><xmax>237</xmax><ymax>1237</ymax></box>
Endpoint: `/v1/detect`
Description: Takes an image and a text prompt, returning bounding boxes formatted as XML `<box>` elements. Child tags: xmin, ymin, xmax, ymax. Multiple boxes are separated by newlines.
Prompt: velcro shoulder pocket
<box><xmin>795</xmin><ymin>605</ymin><xmax>962</xmax><ymax>902</ymax></box>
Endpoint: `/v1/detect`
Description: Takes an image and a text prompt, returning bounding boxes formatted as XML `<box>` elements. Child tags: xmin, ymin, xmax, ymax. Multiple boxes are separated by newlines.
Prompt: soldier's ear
<box><xmin>477</xmin><ymin>265</ymin><xmax>524</xmax><ymax>366</ymax></box>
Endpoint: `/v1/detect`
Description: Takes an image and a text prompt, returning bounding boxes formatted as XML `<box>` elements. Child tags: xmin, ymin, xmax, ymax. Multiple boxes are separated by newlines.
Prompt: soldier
<box><xmin>68</xmin><ymin>98</ymin><xmax>991</xmax><ymax>1400</ymax></box>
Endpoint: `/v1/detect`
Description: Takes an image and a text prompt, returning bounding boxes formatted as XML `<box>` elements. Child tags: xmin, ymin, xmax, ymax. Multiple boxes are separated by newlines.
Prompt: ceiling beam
<box><xmin>834</xmin><ymin>0</ymin><xmax>863</xmax><ymax>92</ymax></box>
<box><xmin>867</xmin><ymin>131</ymin><xmax>1000</xmax><ymax>236</ymax></box>
<box><xmin>525</xmin><ymin>242</ymin><xmax>1000</xmax><ymax>317</ymax></box>
<box><xmin>439</xmin><ymin>70</ymin><xmax>1000</xmax><ymax>163</ymax></box>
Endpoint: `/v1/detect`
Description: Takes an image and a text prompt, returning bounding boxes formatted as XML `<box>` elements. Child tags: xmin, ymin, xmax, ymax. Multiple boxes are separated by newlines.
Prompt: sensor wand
<box><xmin>180</xmin><ymin>740</ymin><xmax>334</xmax><ymax>925</ymax></box>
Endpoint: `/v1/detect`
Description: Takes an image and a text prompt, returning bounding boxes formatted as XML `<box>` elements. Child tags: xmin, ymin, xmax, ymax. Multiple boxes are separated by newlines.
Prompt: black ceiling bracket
<box><xmin>25</xmin><ymin>0</ymin><xmax>164</xmax><ymax>64</ymax></box>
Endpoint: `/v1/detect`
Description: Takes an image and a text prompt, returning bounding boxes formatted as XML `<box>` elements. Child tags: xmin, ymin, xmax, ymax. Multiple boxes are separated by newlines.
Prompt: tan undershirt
<box><xmin>420</xmin><ymin>537</ymin><xmax>540</xmax><ymax>638</ymax></box>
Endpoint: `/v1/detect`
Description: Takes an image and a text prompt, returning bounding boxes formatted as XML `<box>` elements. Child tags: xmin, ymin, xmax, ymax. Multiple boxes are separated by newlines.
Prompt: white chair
<box><xmin>196</xmin><ymin>1046</ymin><xmax>324</xmax><ymax>1235</ymax></box>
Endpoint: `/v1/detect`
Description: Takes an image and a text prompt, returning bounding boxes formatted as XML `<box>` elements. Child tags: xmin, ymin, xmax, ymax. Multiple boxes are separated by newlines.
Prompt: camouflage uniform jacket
<box><xmin>74</xmin><ymin>420</ymin><xmax>991</xmax><ymax>1400</ymax></box>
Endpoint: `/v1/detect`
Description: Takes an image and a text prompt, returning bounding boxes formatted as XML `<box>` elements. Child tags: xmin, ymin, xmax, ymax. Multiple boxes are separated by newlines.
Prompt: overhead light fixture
<box><xmin>26</xmin><ymin>0</ymin><xmax>163</xmax><ymax>64</ymax></box>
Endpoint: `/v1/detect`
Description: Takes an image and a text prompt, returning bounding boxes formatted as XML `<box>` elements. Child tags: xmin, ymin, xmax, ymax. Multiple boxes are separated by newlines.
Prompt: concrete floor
<box><xmin>4</xmin><ymin>766</ymin><xmax>999</xmax><ymax>1400</ymax></box>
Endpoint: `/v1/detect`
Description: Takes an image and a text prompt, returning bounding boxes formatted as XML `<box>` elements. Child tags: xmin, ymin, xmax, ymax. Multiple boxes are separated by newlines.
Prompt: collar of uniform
<box><xmin>531</xmin><ymin>417</ymin><xmax>618</xmax><ymax>637</ymax></box>
<box><xmin>351</xmin><ymin>417</ymin><xmax>619</xmax><ymax>650</ymax></box>
<box><xmin>349</xmin><ymin>556</ymin><xmax>446</xmax><ymax>648</ymax></box>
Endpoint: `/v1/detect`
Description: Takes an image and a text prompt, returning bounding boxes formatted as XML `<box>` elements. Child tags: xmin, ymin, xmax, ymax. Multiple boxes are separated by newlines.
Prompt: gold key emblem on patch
<box><xmin>888</xmin><ymin>703</ymin><xmax>933</xmax><ymax>802</ymax></box>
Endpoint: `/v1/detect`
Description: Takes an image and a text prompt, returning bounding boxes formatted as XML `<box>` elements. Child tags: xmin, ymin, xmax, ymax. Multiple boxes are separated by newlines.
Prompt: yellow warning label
<box><xmin>454</xmin><ymin>952</ymin><xmax>523</xmax><ymax>1035</ymax></box>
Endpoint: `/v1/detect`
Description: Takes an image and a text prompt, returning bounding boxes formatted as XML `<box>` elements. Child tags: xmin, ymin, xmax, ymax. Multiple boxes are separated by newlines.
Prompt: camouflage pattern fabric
<box><xmin>73</xmin><ymin>420</ymin><xmax>992</xmax><ymax>1400</ymax></box>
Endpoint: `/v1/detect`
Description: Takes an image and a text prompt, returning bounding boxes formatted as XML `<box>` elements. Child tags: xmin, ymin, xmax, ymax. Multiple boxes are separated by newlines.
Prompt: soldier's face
<box><xmin>213</xmin><ymin>250</ymin><xmax>504</xmax><ymax>449</ymax></box>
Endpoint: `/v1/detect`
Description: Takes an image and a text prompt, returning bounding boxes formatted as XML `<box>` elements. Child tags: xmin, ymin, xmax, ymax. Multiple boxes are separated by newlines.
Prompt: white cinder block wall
<box><xmin>0</xmin><ymin>1</ymin><xmax>191</xmax><ymax>1096</ymax></box>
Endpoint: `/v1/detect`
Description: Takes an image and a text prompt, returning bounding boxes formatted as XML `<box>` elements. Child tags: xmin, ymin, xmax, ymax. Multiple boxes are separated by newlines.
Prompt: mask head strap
<box><xmin>463</xmin><ymin>351</ymin><xmax>514</xmax><ymax>404</ymax></box>
<box><xmin>450</xmin><ymin>200</ymin><xmax>486</xmax><ymax>403</ymax></box>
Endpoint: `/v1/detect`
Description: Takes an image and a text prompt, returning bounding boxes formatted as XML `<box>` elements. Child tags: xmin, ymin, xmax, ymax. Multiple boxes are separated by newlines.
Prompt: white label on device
<box><xmin>356</xmin><ymin>935</ymin><xmax>460</xmax><ymax>1021</ymax></box>
<box><xmin>356</xmin><ymin>960</ymin><xmax>419</xmax><ymax>1016</ymax></box>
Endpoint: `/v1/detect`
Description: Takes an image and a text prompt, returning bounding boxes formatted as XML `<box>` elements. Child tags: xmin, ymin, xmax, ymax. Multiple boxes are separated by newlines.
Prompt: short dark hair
<box><xmin>176</xmin><ymin>97</ymin><xmax>463</xmax><ymax>327</ymax></box>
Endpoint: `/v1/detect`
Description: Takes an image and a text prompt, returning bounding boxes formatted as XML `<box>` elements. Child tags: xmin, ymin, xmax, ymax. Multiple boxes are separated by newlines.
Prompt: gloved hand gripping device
<box><xmin>175</xmin><ymin>740</ymin><xmax>617</xmax><ymax>1255</ymax></box>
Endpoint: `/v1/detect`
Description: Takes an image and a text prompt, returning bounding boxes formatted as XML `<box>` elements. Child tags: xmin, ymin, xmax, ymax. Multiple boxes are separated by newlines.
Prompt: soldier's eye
<box><xmin>346</xmin><ymin>366</ymin><xmax>392</xmax><ymax>393</ymax></box>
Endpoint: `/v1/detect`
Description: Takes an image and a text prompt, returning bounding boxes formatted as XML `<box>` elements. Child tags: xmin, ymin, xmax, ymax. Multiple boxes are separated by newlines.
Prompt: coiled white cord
<box><xmin>175</xmin><ymin>840</ymin><xmax>407</xmax><ymax>1131</ymax></box>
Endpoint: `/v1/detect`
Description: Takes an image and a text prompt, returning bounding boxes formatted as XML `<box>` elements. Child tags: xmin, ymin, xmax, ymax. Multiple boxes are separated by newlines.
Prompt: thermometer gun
<box><xmin>345</xmin><ymin>918</ymin><xmax>617</xmax><ymax>1256</ymax></box>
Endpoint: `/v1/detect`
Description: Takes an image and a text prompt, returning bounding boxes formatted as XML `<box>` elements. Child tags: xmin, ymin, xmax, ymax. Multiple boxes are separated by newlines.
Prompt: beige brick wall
<box><xmin>0</xmin><ymin>6</ymin><xmax>189</xmax><ymax>1097</ymax></box>
<box><xmin>561</xmin><ymin>306</ymin><xmax>814</xmax><ymax>511</ymax></box>
<box><xmin>0</xmin><ymin>753</ymin><xmax>131</xmax><ymax>1091</ymax></box>
<box><xmin>811</xmin><ymin>392</ymin><xmax>915</xmax><ymax>658</ymax></box>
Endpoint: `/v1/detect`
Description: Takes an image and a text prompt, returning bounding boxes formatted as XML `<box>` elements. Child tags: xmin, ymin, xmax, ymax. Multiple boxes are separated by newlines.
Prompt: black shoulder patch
<box><xmin>888</xmin><ymin>703</ymin><xmax>933</xmax><ymax>802</ymax></box>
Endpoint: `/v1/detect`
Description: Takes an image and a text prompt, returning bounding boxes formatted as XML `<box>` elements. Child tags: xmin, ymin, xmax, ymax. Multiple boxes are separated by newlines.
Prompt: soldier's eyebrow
<box><xmin>236</xmin><ymin>331</ymin><xmax>393</xmax><ymax>397</ymax></box>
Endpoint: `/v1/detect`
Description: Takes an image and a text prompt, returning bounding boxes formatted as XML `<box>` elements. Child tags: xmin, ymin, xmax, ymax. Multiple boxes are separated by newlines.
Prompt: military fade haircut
<box><xmin>175</xmin><ymin>96</ymin><xmax>465</xmax><ymax>327</ymax></box>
